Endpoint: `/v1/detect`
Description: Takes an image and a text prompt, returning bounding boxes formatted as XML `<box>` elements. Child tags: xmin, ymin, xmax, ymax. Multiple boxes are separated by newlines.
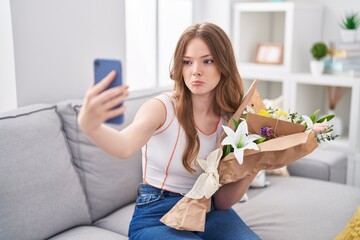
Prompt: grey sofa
<box><xmin>1</xmin><ymin>88</ymin><xmax>359</xmax><ymax>240</ymax></box>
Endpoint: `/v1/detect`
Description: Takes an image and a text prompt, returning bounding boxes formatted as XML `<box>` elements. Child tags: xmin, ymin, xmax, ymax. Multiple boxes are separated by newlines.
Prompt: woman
<box><xmin>78</xmin><ymin>22</ymin><xmax>260</xmax><ymax>240</ymax></box>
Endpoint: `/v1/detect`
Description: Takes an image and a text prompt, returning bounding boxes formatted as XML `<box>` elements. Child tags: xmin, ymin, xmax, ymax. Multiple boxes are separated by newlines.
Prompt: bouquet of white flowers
<box><xmin>160</xmin><ymin>79</ymin><xmax>338</xmax><ymax>232</ymax></box>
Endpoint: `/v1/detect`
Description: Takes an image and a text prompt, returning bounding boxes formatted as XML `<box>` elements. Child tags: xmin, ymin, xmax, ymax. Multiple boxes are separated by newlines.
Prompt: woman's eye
<box><xmin>204</xmin><ymin>59</ymin><xmax>214</xmax><ymax>64</ymax></box>
<box><xmin>183</xmin><ymin>60</ymin><xmax>192</xmax><ymax>65</ymax></box>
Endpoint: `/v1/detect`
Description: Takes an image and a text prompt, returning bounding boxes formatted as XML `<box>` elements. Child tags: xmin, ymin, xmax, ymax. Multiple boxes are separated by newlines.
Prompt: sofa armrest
<box><xmin>287</xmin><ymin>148</ymin><xmax>347</xmax><ymax>184</ymax></box>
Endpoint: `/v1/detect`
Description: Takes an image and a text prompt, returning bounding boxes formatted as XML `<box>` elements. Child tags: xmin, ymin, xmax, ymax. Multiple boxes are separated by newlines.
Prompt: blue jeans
<box><xmin>128</xmin><ymin>183</ymin><xmax>261</xmax><ymax>240</ymax></box>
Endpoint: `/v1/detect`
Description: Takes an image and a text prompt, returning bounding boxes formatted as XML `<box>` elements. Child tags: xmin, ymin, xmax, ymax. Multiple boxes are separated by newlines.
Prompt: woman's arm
<box><xmin>77</xmin><ymin>71</ymin><xmax>165</xmax><ymax>159</ymax></box>
<box><xmin>213</xmin><ymin>173</ymin><xmax>257</xmax><ymax>210</ymax></box>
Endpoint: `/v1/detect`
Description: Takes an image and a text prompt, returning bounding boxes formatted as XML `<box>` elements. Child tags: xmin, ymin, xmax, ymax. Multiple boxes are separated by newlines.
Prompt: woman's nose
<box><xmin>192</xmin><ymin>63</ymin><xmax>202</xmax><ymax>76</ymax></box>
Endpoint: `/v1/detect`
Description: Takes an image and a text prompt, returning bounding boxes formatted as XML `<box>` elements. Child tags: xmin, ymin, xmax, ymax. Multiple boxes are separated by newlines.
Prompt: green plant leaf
<box><xmin>340</xmin><ymin>12</ymin><xmax>360</xmax><ymax>30</ymax></box>
<box><xmin>310</xmin><ymin>109</ymin><xmax>320</xmax><ymax>123</ymax></box>
<box><xmin>232</xmin><ymin>118</ymin><xmax>239</xmax><ymax>130</ymax></box>
<box><xmin>317</xmin><ymin>114</ymin><xmax>335</xmax><ymax>123</ymax></box>
<box><xmin>254</xmin><ymin>137</ymin><xmax>266</xmax><ymax>144</ymax></box>
<box><xmin>311</xmin><ymin>42</ymin><xmax>328</xmax><ymax>60</ymax></box>
<box><xmin>224</xmin><ymin>145</ymin><xmax>233</xmax><ymax>157</ymax></box>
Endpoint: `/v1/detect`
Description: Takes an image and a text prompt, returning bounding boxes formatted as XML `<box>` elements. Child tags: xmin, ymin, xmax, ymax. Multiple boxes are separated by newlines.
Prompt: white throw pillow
<box><xmin>251</xmin><ymin>170</ymin><xmax>271</xmax><ymax>188</ymax></box>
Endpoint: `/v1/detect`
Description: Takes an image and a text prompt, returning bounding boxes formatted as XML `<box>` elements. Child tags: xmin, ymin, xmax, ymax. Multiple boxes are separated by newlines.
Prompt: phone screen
<box><xmin>93</xmin><ymin>58</ymin><xmax>124</xmax><ymax>124</ymax></box>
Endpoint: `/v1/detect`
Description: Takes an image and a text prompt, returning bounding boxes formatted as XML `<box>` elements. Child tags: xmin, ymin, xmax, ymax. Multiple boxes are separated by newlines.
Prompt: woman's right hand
<box><xmin>77</xmin><ymin>70</ymin><xmax>129</xmax><ymax>134</ymax></box>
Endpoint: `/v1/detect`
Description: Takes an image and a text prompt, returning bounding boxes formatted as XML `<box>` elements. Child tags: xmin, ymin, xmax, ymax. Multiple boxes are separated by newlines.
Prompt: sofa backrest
<box><xmin>56</xmin><ymin>87</ymin><xmax>168</xmax><ymax>222</ymax></box>
<box><xmin>0</xmin><ymin>104</ymin><xmax>91</xmax><ymax>240</ymax></box>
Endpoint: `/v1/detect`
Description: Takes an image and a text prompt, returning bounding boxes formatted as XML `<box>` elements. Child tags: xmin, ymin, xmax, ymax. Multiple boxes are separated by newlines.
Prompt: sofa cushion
<box><xmin>48</xmin><ymin>226</ymin><xmax>128</xmax><ymax>240</ymax></box>
<box><xmin>235</xmin><ymin>176</ymin><xmax>360</xmax><ymax>240</ymax></box>
<box><xmin>57</xmin><ymin>88</ymin><xmax>167</xmax><ymax>222</ymax></box>
<box><xmin>288</xmin><ymin>148</ymin><xmax>347</xmax><ymax>183</ymax></box>
<box><xmin>94</xmin><ymin>202</ymin><xmax>135</xmax><ymax>236</ymax></box>
<box><xmin>0</xmin><ymin>105</ymin><xmax>91</xmax><ymax>240</ymax></box>
<box><xmin>94</xmin><ymin>176</ymin><xmax>360</xmax><ymax>239</ymax></box>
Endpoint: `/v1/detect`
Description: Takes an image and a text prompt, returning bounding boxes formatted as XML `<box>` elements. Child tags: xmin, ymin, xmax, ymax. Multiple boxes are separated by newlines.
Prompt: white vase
<box><xmin>341</xmin><ymin>29</ymin><xmax>357</xmax><ymax>43</ymax></box>
<box><xmin>328</xmin><ymin>110</ymin><xmax>343</xmax><ymax>136</ymax></box>
<box><xmin>310</xmin><ymin>60</ymin><xmax>324</xmax><ymax>76</ymax></box>
<box><xmin>357</xmin><ymin>30</ymin><xmax>360</xmax><ymax>42</ymax></box>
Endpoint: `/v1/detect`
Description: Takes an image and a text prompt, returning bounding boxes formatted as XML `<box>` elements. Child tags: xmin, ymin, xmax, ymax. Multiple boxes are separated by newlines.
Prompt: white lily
<box><xmin>301</xmin><ymin>115</ymin><xmax>314</xmax><ymax>132</ymax></box>
<box><xmin>221</xmin><ymin>121</ymin><xmax>261</xmax><ymax>165</ymax></box>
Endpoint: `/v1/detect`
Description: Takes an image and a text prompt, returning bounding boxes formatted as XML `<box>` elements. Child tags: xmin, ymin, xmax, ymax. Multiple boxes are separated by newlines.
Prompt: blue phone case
<box><xmin>94</xmin><ymin>58</ymin><xmax>124</xmax><ymax>124</ymax></box>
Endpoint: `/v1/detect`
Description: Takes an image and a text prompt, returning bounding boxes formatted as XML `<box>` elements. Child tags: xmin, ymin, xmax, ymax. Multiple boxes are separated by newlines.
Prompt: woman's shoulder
<box><xmin>155</xmin><ymin>91</ymin><xmax>176</xmax><ymax>103</ymax></box>
<box><xmin>145</xmin><ymin>92</ymin><xmax>177</xmax><ymax>134</ymax></box>
<box><xmin>139</xmin><ymin>92</ymin><xmax>176</xmax><ymax>116</ymax></box>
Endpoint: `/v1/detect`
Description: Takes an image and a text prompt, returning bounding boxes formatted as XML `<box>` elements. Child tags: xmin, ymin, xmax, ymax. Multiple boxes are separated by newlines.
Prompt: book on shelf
<box><xmin>328</xmin><ymin>49</ymin><xmax>360</xmax><ymax>58</ymax></box>
<box><xmin>329</xmin><ymin>41</ymin><xmax>360</xmax><ymax>50</ymax></box>
<box><xmin>324</xmin><ymin>69</ymin><xmax>360</xmax><ymax>77</ymax></box>
<box><xmin>325</xmin><ymin>58</ymin><xmax>360</xmax><ymax>71</ymax></box>
<box><xmin>324</xmin><ymin>59</ymin><xmax>360</xmax><ymax>77</ymax></box>
<box><xmin>328</xmin><ymin>41</ymin><xmax>360</xmax><ymax>58</ymax></box>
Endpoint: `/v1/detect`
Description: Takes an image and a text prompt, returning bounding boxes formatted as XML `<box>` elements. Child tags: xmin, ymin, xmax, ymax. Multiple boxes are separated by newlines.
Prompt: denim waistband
<box><xmin>137</xmin><ymin>183</ymin><xmax>184</xmax><ymax>197</ymax></box>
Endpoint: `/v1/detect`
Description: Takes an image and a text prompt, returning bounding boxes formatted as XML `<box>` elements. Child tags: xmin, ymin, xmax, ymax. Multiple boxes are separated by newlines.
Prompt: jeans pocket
<box><xmin>136</xmin><ymin>192</ymin><xmax>162</xmax><ymax>208</ymax></box>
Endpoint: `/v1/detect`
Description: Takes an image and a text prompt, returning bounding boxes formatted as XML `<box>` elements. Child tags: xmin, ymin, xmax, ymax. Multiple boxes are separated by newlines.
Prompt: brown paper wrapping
<box><xmin>246</xmin><ymin>112</ymin><xmax>306</xmax><ymax>137</ymax></box>
<box><xmin>159</xmin><ymin>197</ymin><xmax>211</xmax><ymax>232</ymax></box>
<box><xmin>160</xmin><ymin>79</ymin><xmax>319</xmax><ymax>232</ymax></box>
<box><xmin>219</xmin><ymin>131</ymin><xmax>318</xmax><ymax>184</ymax></box>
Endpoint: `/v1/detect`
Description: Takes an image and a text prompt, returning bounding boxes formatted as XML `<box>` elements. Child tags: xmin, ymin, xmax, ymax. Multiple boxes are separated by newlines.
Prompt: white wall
<box><xmin>158</xmin><ymin>0</ymin><xmax>193</xmax><ymax>87</ymax></box>
<box><xmin>290</xmin><ymin>0</ymin><xmax>360</xmax><ymax>42</ymax></box>
<box><xmin>193</xmin><ymin>0</ymin><xmax>231</xmax><ymax>34</ymax></box>
<box><xmin>1</xmin><ymin>0</ymin><xmax>359</xmax><ymax>111</ymax></box>
<box><xmin>9</xmin><ymin>0</ymin><xmax>126</xmax><ymax>107</ymax></box>
<box><xmin>0</xmin><ymin>0</ymin><xmax>17</xmax><ymax>112</ymax></box>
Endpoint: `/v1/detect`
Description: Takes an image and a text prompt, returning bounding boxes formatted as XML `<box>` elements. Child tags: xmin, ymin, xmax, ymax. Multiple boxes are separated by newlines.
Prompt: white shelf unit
<box><xmin>232</xmin><ymin>2</ymin><xmax>360</xmax><ymax>187</ymax></box>
<box><xmin>232</xmin><ymin>2</ymin><xmax>323</xmax><ymax>76</ymax></box>
<box><xmin>232</xmin><ymin>2</ymin><xmax>360</xmax><ymax>152</ymax></box>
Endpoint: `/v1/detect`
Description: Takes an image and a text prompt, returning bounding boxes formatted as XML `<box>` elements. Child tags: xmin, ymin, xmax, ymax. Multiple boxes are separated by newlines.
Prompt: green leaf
<box><xmin>232</xmin><ymin>118</ymin><xmax>239</xmax><ymax>130</ymax></box>
<box><xmin>310</xmin><ymin>109</ymin><xmax>320</xmax><ymax>123</ymax></box>
<box><xmin>340</xmin><ymin>12</ymin><xmax>360</xmax><ymax>29</ymax></box>
<box><xmin>296</xmin><ymin>118</ymin><xmax>303</xmax><ymax>124</ymax></box>
<box><xmin>224</xmin><ymin>145</ymin><xmax>233</xmax><ymax>157</ymax></box>
<box><xmin>254</xmin><ymin>137</ymin><xmax>266</xmax><ymax>144</ymax></box>
<box><xmin>317</xmin><ymin>114</ymin><xmax>335</xmax><ymax>123</ymax></box>
<box><xmin>311</xmin><ymin>42</ymin><xmax>328</xmax><ymax>60</ymax></box>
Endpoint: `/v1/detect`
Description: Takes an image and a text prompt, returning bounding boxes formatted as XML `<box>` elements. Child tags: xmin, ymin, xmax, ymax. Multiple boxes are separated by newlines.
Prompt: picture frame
<box><xmin>254</xmin><ymin>43</ymin><xmax>283</xmax><ymax>64</ymax></box>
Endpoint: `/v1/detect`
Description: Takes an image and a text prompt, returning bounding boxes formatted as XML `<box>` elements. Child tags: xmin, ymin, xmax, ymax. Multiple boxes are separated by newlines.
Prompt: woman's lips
<box><xmin>191</xmin><ymin>80</ymin><xmax>204</xmax><ymax>85</ymax></box>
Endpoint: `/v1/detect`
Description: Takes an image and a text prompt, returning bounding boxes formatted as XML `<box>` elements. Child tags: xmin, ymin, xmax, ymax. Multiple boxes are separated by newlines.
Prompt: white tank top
<box><xmin>141</xmin><ymin>92</ymin><xmax>226</xmax><ymax>194</ymax></box>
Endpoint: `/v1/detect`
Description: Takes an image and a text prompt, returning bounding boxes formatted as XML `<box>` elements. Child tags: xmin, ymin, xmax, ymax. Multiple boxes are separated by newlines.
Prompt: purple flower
<box><xmin>260</xmin><ymin>127</ymin><xmax>272</xmax><ymax>137</ymax></box>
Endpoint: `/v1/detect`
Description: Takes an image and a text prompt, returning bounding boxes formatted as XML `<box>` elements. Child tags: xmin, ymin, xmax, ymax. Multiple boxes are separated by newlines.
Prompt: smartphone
<box><xmin>93</xmin><ymin>58</ymin><xmax>124</xmax><ymax>124</ymax></box>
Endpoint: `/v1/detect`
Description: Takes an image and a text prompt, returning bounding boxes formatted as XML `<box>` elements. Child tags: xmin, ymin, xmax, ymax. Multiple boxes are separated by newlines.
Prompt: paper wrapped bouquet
<box><xmin>160</xmin><ymin>79</ymin><xmax>336</xmax><ymax>232</ymax></box>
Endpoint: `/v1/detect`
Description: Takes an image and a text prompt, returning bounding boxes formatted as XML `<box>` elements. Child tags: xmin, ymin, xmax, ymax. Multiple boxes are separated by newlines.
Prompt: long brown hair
<box><xmin>170</xmin><ymin>22</ymin><xmax>244</xmax><ymax>172</ymax></box>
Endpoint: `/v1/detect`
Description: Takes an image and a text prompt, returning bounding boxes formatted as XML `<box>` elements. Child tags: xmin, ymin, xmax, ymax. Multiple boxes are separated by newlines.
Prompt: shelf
<box><xmin>290</xmin><ymin>73</ymin><xmax>360</xmax><ymax>88</ymax></box>
<box><xmin>232</xmin><ymin>2</ymin><xmax>323</xmax><ymax>74</ymax></box>
<box><xmin>289</xmin><ymin>73</ymin><xmax>360</xmax><ymax>153</ymax></box>
<box><xmin>238</xmin><ymin>63</ymin><xmax>288</xmax><ymax>79</ymax></box>
<box><xmin>232</xmin><ymin>2</ymin><xmax>360</xmax><ymax>187</ymax></box>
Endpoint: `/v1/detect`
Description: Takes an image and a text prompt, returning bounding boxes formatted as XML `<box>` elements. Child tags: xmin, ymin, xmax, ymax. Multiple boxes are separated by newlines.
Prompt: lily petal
<box><xmin>222</xmin><ymin>125</ymin><xmax>235</xmax><ymax>139</ymax></box>
<box><xmin>235</xmin><ymin>120</ymin><xmax>248</xmax><ymax>137</ymax></box>
<box><xmin>247</xmin><ymin>134</ymin><xmax>262</xmax><ymax>142</ymax></box>
<box><xmin>234</xmin><ymin>147</ymin><xmax>244</xmax><ymax>165</ymax></box>
<box><xmin>245</xmin><ymin>141</ymin><xmax>260</xmax><ymax>151</ymax></box>
<box><xmin>221</xmin><ymin>136</ymin><xmax>234</xmax><ymax>146</ymax></box>
<box><xmin>302</xmin><ymin>115</ymin><xmax>314</xmax><ymax>131</ymax></box>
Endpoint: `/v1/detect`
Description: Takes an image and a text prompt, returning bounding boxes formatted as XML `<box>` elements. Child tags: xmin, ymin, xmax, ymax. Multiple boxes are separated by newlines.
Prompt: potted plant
<box><xmin>339</xmin><ymin>11</ymin><xmax>360</xmax><ymax>43</ymax></box>
<box><xmin>310</xmin><ymin>42</ymin><xmax>328</xmax><ymax>76</ymax></box>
